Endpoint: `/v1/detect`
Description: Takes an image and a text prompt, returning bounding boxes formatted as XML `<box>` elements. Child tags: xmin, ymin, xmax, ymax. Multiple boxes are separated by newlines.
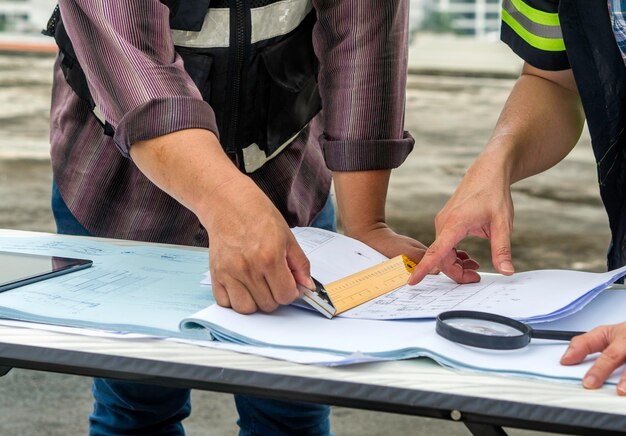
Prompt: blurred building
<box><xmin>0</xmin><ymin>0</ymin><xmax>499</xmax><ymax>40</ymax></box>
<box><xmin>414</xmin><ymin>0</ymin><xmax>501</xmax><ymax>39</ymax></box>
<box><xmin>4</xmin><ymin>0</ymin><xmax>499</xmax><ymax>39</ymax></box>
<box><xmin>0</xmin><ymin>0</ymin><xmax>55</xmax><ymax>33</ymax></box>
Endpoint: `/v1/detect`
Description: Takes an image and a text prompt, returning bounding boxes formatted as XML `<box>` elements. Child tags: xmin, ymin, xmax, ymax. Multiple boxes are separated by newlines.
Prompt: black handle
<box><xmin>531</xmin><ymin>329</ymin><xmax>586</xmax><ymax>341</ymax></box>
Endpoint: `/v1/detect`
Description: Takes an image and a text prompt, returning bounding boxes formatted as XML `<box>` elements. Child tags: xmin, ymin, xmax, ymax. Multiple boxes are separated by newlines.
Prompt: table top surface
<box><xmin>0</xmin><ymin>323</ymin><xmax>624</xmax><ymax>434</ymax></box>
<box><xmin>1</xmin><ymin>229</ymin><xmax>625</xmax><ymax>434</ymax></box>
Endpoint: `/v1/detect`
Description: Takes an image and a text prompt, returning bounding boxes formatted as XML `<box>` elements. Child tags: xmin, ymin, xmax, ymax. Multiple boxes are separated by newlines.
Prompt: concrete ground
<box><xmin>0</xmin><ymin>43</ymin><xmax>606</xmax><ymax>435</ymax></box>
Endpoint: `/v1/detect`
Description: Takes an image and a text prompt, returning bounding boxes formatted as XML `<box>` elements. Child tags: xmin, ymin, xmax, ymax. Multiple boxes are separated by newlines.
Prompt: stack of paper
<box><xmin>1</xmin><ymin>228</ymin><xmax>625</xmax><ymax>384</ymax></box>
<box><xmin>296</xmin><ymin>227</ymin><xmax>626</xmax><ymax>323</ymax></box>
<box><xmin>182</xmin><ymin>289</ymin><xmax>626</xmax><ymax>384</ymax></box>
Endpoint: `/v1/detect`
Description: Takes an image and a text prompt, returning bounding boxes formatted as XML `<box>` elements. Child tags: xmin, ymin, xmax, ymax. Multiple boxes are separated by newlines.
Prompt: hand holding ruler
<box><xmin>299</xmin><ymin>255</ymin><xmax>416</xmax><ymax>319</ymax></box>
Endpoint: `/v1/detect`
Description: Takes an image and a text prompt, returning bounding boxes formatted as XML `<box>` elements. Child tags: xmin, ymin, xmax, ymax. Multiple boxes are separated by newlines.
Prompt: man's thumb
<box><xmin>287</xmin><ymin>243</ymin><xmax>315</xmax><ymax>290</ymax></box>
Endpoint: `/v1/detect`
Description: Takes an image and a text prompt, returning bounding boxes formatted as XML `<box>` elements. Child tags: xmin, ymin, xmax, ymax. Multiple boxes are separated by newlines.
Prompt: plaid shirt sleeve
<box><xmin>57</xmin><ymin>0</ymin><xmax>219</xmax><ymax>157</ymax></box>
<box><xmin>609</xmin><ymin>0</ymin><xmax>626</xmax><ymax>66</ymax></box>
<box><xmin>313</xmin><ymin>0</ymin><xmax>415</xmax><ymax>171</ymax></box>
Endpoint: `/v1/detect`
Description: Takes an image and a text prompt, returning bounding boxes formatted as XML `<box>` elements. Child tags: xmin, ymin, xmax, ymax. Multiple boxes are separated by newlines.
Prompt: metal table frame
<box><xmin>0</xmin><ymin>325</ymin><xmax>624</xmax><ymax>435</ymax></box>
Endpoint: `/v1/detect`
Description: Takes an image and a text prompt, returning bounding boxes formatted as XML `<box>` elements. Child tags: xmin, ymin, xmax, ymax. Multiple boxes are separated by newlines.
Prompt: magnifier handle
<box><xmin>531</xmin><ymin>329</ymin><xmax>586</xmax><ymax>341</ymax></box>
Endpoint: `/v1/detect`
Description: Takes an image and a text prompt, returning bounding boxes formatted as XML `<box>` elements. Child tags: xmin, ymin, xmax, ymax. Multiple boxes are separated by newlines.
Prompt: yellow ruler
<box><xmin>299</xmin><ymin>255</ymin><xmax>414</xmax><ymax>318</ymax></box>
<box><xmin>325</xmin><ymin>255</ymin><xmax>416</xmax><ymax>315</ymax></box>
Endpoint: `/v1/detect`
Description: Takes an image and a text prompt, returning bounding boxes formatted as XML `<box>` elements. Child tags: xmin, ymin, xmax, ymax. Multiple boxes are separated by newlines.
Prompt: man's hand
<box><xmin>560</xmin><ymin>323</ymin><xmax>626</xmax><ymax>395</ymax></box>
<box><xmin>131</xmin><ymin>129</ymin><xmax>313</xmax><ymax>315</ymax></box>
<box><xmin>332</xmin><ymin>169</ymin><xmax>479</xmax><ymax>285</ymax></box>
<box><xmin>201</xmin><ymin>175</ymin><xmax>314</xmax><ymax>314</ymax></box>
<box><xmin>409</xmin><ymin>64</ymin><xmax>584</xmax><ymax>286</ymax></box>
<box><xmin>408</xmin><ymin>153</ymin><xmax>514</xmax><ymax>285</ymax></box>
<box><xmin>352</xmin><ymin>224</ymin><xmax>480</xmax><ymax>284</ymax></box>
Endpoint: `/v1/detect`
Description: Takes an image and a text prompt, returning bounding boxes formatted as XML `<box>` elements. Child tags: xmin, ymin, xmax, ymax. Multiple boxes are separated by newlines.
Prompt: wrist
<box><xmin>193</xmin><ymin>171</ymin><xmax>252</xmax><ymax>227</ymax></box>
<box><xmin>342</xmin><ymin>221</ymin><xmax>389</xmax><ymax>241</ymax></box>
<box><xmin>475</xmin><ymin>135</ymin><xmax>519</xmax><ymax>185</ymax></box>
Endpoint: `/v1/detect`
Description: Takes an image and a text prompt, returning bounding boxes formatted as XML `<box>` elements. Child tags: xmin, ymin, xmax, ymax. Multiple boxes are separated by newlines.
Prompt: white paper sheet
<box><xmin>341</xmin><ymin>267</ymin><xmax>626</xmax><ymax>321</ymax></box>
<box><xmin>204</xmin><ymin>227</ymin><xmax>626</xmax><ymax>322</ymax></box>
<box><xmin>0</xmin><ymin>319</ymin><xmax>377</xmax><ymax>366</ymax></box>
<box><xmin>183</xmin><ymin>289</ymin><xmax>626</xmax><ymax>383</ymax></box>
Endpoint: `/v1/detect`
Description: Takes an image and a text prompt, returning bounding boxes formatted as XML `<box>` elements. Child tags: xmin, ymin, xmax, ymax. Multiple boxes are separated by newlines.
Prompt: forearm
<box><xmin>335</xmin><ymin>169</ymin><xmax>481</xmax><ymax>283</ymax></box>
<box><xmin>333</xmin><ymin>170</ymin><xmax>390</xmax><ymax>238</ymax></box>
<box><xmin>130</xmin><ymin>128</ymin><xmax>245</xmax><ymax>225</ymax></box>
<box><xmin>478</xmin><ymin>64</ymin><xmax>585</xmax><ymax>184</ymax></box>
<box><xmin>315</xmin><ymin>0</ymin><xmax>411</xmax><ymax>234</ymax></box>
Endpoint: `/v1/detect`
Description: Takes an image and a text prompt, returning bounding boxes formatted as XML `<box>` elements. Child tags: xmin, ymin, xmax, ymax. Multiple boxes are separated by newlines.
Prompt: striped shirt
<box><xmin>609</xmin><ymin>0</ymin><xmax>626</xmax><ymax>66</ymax></box>
<box><xmin>50</xmin><ymin>0</ymin><xmax>414</xmax><ymax>247</ymax></box>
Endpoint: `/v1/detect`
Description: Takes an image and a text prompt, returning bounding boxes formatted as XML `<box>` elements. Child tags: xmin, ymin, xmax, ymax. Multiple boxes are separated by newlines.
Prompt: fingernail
<box><xmin>306</xmin><ymin>277</ymin><xmax>315</xmax><ymax>290</ymax></box>
<box><xmin>499</xmin><ymin>261</ymin><xmax>514</xmax><ymax>273</ymax></box>
<box><xmin>561</xmin><ymin>347</ymin><xmax>572</xmax><ymax>361</ymax></box>
<box><xmin>583</xmin><ymin>374</ymin><xmax>597</xmax><ymax>388</ymax></box>
<box><xmin>618</xmin><ymin>381</ymin><xmax>626</xmax><ymax>395</ymax></box>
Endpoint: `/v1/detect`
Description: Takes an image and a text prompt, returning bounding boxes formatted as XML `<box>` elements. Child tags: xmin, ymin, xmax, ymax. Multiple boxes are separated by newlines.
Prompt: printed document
<box><xmin>1</xmin><ymin>228</ymin><xmax>626</xmax><ymax>383</ymax></box>
<box><xmin>183</xmin><ymin>288</ymin><xmax>626</xmax><ymax>384</ymax></box>
<box><xmin>209</xmin><ymin>227</ymin><xmax>626</xmax><ymax>322</ymax></box>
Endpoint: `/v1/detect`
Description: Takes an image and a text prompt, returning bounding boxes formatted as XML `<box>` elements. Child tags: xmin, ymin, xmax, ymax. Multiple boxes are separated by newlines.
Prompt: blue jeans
<box><xmin>52</xmin><ymin>182</ymin><xmax>333</xmax><ymax>436</ymax></box>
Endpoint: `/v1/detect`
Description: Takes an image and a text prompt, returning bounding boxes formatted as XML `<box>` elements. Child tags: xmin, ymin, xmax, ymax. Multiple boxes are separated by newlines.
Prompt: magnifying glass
<box><xmin>436</xmin><ymin>310</ymin><xmax>586</xmax><ymax>350</ymax></box>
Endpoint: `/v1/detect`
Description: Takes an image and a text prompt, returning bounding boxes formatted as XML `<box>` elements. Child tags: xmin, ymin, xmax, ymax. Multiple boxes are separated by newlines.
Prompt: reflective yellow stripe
<box><xmin>511</xmin><ymin>0</ymin><xmax>560</xmax><ymax>26</ymax></box>
<box><xmin>502</xmin><ymin>9</ymin><xmax>565</xmax><ymax>52</ymax></box>
<box><xmin>509</xmin><ymin>0</ymin><xmax>560</xmax><ymax>26</ymax></box>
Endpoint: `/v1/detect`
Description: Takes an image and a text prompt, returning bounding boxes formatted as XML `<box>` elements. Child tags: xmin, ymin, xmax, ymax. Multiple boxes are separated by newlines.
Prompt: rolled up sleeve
<box><xmin>313</xmin><ymin>0</ymin><xmax>414</xmax><ymax>171</ymax></box>
<box><xmin>58</xmin><ymin>0</ymin><xmax>218</xmax><ymax>157</ymax></box>
<box><xmin>320</xmin><ymin>131</ymin><xmax>414</xmax><ymax>171</ymax></box>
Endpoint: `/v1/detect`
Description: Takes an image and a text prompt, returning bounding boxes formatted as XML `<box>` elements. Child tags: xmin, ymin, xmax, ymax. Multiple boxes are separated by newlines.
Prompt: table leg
<box><xmin>464</xmin><ymin>422</ymin><xmax>508</xmax><ymax>436</ymax></box>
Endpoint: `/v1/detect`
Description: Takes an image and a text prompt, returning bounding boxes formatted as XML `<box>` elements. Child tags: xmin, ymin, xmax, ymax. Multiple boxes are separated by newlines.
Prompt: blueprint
<box><xmin>0</xmin><ymin>232</ymin><xmax>214</xmax><ymax>337</ymax></box>
<box><xmin>205</xmin><ymin>227</ymin><xmax>626</xmax><ymax>322</ymax></box>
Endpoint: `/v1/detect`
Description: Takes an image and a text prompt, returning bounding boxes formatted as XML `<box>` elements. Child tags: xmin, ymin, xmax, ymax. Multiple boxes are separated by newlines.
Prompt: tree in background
<box><xmin>420</xmin><ymin>9</ymin><xmax>453</xmax><ymax>33</ymax></box>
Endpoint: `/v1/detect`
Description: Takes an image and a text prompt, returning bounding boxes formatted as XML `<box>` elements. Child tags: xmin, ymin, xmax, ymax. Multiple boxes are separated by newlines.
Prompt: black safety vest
<box><xmin>558</xmin><ymin>0</ymin><xmax>626</xmax><ymax>272</ymax></box>
<box><xmin>502</xmin><ymin>0</ymin><xmax>626</xmax><ymax>272</ymax></box>
<box><xmin>44</xmin><ymin>0</ymin><xmax>321</xmax><ymax>172</ymax></box>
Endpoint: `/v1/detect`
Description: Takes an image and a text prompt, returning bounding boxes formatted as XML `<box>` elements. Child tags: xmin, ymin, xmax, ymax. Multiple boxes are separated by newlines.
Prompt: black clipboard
<box><xmin>0</xmin><ymin>251</ymin><xmax>93</xmax><ymax>293</ymax></box>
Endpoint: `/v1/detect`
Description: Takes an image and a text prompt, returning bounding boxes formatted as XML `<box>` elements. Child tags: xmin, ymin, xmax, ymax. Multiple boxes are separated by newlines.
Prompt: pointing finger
<box><xmin>490</xmin><ymin>218</ymin><xmax>514</xmax><ymax>275</ymax></box>
<box><xmin>409</xmin><ymin>228</ymin><xmax>466</xmax><ymax>285</ymax></box>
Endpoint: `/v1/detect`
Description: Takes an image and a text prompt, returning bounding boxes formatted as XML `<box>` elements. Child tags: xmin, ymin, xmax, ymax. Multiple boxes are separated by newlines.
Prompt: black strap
<box><xmin>41</xmin><ymin>4</ymin><xmax>60</xmax><ymax>37</ymax></box>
